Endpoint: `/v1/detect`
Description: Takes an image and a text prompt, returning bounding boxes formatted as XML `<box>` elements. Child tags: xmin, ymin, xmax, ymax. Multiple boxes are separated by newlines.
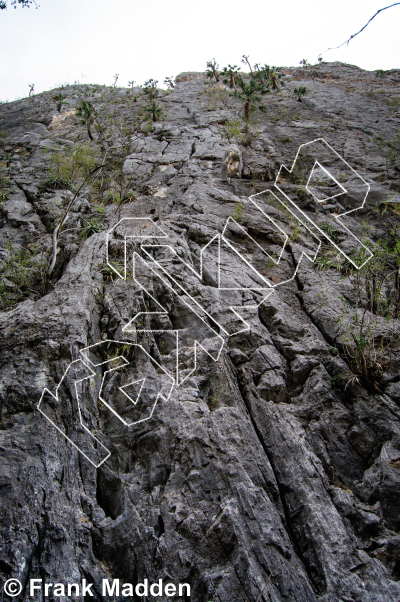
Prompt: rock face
<box><xmin>0</xmin><ymin>62</ymin><xmax>400</xmax><ymax>601</ymax></box>
<box><xmin>222</xmin><ymin>144</ymin><xmax>243</xmax><ymax>178</ymax></box>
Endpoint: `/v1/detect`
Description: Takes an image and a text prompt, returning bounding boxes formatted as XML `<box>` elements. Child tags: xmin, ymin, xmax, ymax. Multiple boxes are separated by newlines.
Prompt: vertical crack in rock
<box><xmin>236</xmin><ymin>365</ymin><xmax>326</xmax><ymax>595</ymax></box>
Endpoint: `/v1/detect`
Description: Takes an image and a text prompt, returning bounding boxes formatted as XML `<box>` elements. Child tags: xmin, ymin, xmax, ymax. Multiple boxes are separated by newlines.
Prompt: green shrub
<box><xmin>231</xmin><ymin>199</ymin><xmax>245</xmax><ymax>222</ymax></box>
<box><xmin>80</xmin><ymin>218</ymin><xmax>103</xmax><ymax>239</ymax></box>
<box><xmin>208</xmin><ymin>386</ymin><xmax>224</xmax><ymax>408</ymax></box>
<box><xmin>42</xmin><ymin>176</ymin><xmax>74</xmax><ymax>191</ymax></box>
<box><xmin>0</xmin><ymin>242</ymin><xmax>46</xmax><ymax>310</ymax></box>
<box><xmin>145</xmin><ymin>101</ymin><xmax>163</xmax><ymax>123</ymax></box>
<box><xmin>0</xmin><ymin>172</ymin><xmax>12</xmax><ymax>201</ymax></box>
<box><xmin>336</xmin><ymin>236</ymin><xmax>400</xmax><ymax>392</ymax></box>
<box><xmin>222</xmin><ymin>118</ymin><xmax>243</xmax><ymax>142</ymax></box>
<box><xmin>48</xmin><ymin>142</ymin><xmax>96</xmax><ymax>187</ymax></box>
<box><xmin>294</xmin><ymin>86</ymin><xmax>307</xmax><ymax>101</ymax></box>
<box><xmin>52</xmin><ymin>92</ymin><xmax>65</xmax><ymax>112</ymax></box>
<box><xmin>321</xmin><ymin>223</ymin><xmax>342</xmax><ymax>241</ymax></box>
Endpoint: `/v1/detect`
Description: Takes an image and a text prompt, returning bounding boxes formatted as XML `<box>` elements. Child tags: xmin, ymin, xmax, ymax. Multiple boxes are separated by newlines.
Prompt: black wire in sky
<box><xmin>318</xmin><ymin>3</ymin><xmax>400</xmax><ymax>58</ymax></box>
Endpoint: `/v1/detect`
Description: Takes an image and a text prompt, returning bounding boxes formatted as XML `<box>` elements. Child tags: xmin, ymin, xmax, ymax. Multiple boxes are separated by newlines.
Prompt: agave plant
<box><xmin>81</xmin><ymin>218</ymin><xmax>102</xmax><ymax>239</ymax></box>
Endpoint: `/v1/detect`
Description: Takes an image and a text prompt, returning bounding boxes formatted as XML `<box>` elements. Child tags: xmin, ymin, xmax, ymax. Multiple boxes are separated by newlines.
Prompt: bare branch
<box><xmin>255</xmin><ymin>566</ymin><xmax>275</xmax><ymax>602</ymax></box>
<box><xmin>318</xmin><ymin>3</ymin><xmax>400</xmax><ymax>58</ymax></box>
<box><xmin>48</xmin><ymin>157</ymin><xmax>108</xmax><ymax>276</ymax></box>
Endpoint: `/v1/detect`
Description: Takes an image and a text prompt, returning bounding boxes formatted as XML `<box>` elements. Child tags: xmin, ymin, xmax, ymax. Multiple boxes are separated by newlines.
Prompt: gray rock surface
<box><xmin>0</xmin><ymin>62</ymin><xmax>400</xmax><ymax>601</ymax></box>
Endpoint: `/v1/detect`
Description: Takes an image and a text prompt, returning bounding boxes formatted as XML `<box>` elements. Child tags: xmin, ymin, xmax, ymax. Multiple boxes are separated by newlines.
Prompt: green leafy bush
<box><xmin>231</xmin><ymin>199</ymin><xmax>245</xmax><ymax>222</ymax></box>
<box><xmin>42</xmin><ymin>176</ymin><xmax>74</xmax><ymax>191</ymax></box>
<box><xmin>336</xmin><ymin>236</ymin><xmax>400</xmax><ymax>392</ymax></box>
<box><xmin>80</xmin><ymin>218</ymin><xmax>103</xmax><ymax>239</ymax></box>
<box><xmin>48</xmin><ymin>142</ymin><xmax>96</xmax><ymax>187</ymax></box>
<box><xmin>0</xmin><ymin>172</ymin><xmax>12</xmax><ymax>201</ymax></box>
<box><xmin>0</xmin><ymin>242</ymin><xmax>46</xmax><ymax>310</ymax></box>
<box><xmin>145</xmin><ymin>101</ymin><xmax>163</xmax><ymax>123</ymax></box>
<box><xmin>294</xmin><ymin>86</ymin><xmax>307</xmax><ymax>101</ymax></box>
<box><xmin>52</xmin><ymin>92</ymin><xmax>65</xmax><ymax>112</ymax></box>
<box><xmin>222</xmin><ymin>118</ymin><xmax>243</xmax><ymax>142</ymax></box>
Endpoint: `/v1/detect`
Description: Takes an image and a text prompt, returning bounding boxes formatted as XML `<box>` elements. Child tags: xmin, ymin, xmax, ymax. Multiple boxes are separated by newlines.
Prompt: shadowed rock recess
<box><xmin>1</xmin><ymin>63</ymin><xmax>400</xmax><ymax>601</ymax></box>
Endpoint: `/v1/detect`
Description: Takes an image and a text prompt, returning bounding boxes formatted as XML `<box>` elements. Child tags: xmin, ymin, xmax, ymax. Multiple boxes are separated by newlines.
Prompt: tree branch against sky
<box><xmin>318</xmin><ymin>3</ymin><xmax>400</xmax><ymax>58</ymax></box>
<box><xmin>0</xmin><ymin>0</ymin><xmax>38</xmax><ymax>9</ymax></box>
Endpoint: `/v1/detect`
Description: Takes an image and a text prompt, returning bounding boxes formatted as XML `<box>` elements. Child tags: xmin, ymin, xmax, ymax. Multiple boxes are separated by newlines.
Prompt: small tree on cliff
<box><xmin>206</xmin><ymin>59</ymin><xmax>220</xmax><ymax>82</ymax></box>
<box><xmin>76</xmin><ymin>100</ymin><xmax>96</xmax><ymax>141</ymax></box>
<box><xmin>252</xmin><ymin>64</ymin><xmax>283</xmax><ymax>91</ymax></box>
<box><xmin>241</xmin><ymin>54</ymin><xmax>253</xmax><ymax>75</ymax></box>
<box><xmin>294</xmin><ymin>86</ymin><xmax>308</xmax><ymax>101</ymax></box>
<box><xmin>164</xmin><ymin>76</ymin><xmax>175</xmax><ymax>89</ymax></box>
<box><xmin>145</xmin><ymin>101</ymin><xmax>163</xmax><ymax>122</ymax></box>
<box><xmin>143</xmin><ymin>79</ymin><xmax>159</xmax><ymax>101</ymax></box>
<box><xmin>235</xmin><ymin>73</ymin><xmax>270</xmax><ymax>120</ymax></box>
<box><xmin>221</xmin><ymin>65</ymin><xmax>239</xmax><ymax>92</ymax></box>
<box><xmin>52</xmin><ymin>92</ymin><xmax>65</xmax><ymax>112</ymax></box>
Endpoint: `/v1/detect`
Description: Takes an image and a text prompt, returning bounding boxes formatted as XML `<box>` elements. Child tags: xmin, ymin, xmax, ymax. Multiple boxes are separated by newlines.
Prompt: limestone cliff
<box><xmin>0</xmin><ymin>62</ymin><xmax>400</xmax><ymax>601</ymax></box>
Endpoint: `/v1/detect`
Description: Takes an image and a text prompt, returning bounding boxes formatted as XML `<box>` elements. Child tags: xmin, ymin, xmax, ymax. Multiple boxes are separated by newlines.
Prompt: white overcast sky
<box><xmin>0</xmin><ymin>0</ymin><xmax>399</xmax><ymax>101</ymax></box>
